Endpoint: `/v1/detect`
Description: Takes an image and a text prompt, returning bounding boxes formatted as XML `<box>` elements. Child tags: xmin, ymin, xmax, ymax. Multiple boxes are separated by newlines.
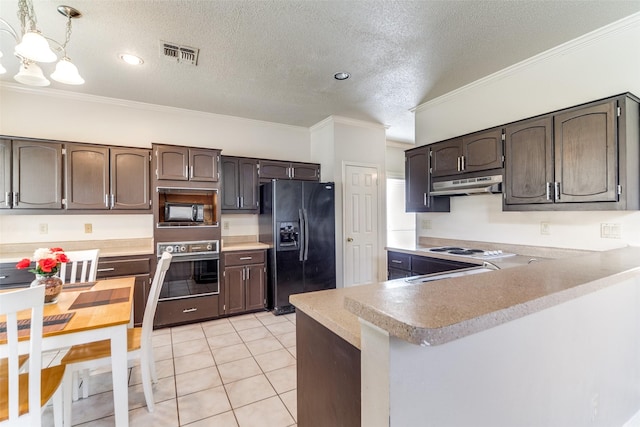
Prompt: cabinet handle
<box><xmin>242</xmin><ymin>268</ymin><xmax>245</xmax><ymax>280</ymax></box>
<box><xmin>554</xmin><ymin>182</ymin><xmax>561</xmax><ymax>201</ymax></box>
<box><xmin>13</xmin><ymin>192</ymin><xmax>18</xmax><ymax>207</ymax></box>
<box><xmin>461</xmin><ymin>155</ymin><xmax>466</xmax><ymax>171</ymax></box>
<box><xmin>239</xmin><ymin>257</ymin><xmax>252</xmax><ymax>260</ymax></box>
<box><xmin>105</xmin><ymin>194</ymin><xmax>110</xmax><ymax>208</ymax></box>
<box><xmin>457</xmin><ymin>157</ymin><xmax>461</xmax><ymax>172</ymax></box>
<box><xmin>246</xmin><ymin>267</ymin><xmax>250</xmax><ymax>280</ymax></box>
<box><xmin>97</xmin><ymin>267</ymin><xmax>116</xmax><ymax>272</ymax></box>
<box><xmin>190</xmin><ymin>165</ymin><xmax>194</xmax><ymax>179</ymax></box>
<box><xmin>5</xmin><ymin>192</ymin><xmax>10</xmax><ymax>208</ymax></box>
<box><xmin>0</xmin><ymin>276</ymin><xmax>7</xmax><ymax>280</ymax></box>
<box><xmin>182</xmin><ymin>308</ymin><xmax>198</xmax><ymax>313</ymax></box>
<box><xmin>391</xmin><ymin>260</ymin><xmax>403</xmax><ymax>264</ymax></box>
<box><xmin>185</xmin><ymin>165</ymin><xmax>189</xmax><ymax>179</ymax></box>
<box><xmin>546</xmin><ymin>182</ymin><xmax>551</xmax><ymax>201</ymax></box>
<box><xmin>423</xmin><ymin>192</ymin><xmax>427</xmax><ymax>206</ymax></box>
<box><xmin>240</xmin><ymin>196</ymin><xmax>244</xmax><ymax>208</ymax></box>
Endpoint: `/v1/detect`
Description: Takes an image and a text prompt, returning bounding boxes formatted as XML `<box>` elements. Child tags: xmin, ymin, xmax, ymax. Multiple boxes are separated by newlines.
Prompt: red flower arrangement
<box><xmin>16</xmin><ymin>247</ymin><xmax>69</xmax><ymax>276</ymax></box>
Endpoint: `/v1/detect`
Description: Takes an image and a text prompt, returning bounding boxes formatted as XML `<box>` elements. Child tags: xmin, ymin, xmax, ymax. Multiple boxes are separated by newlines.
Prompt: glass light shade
<box><xmin>51</xmin><ymin>58</ymin><xmax>84</xmax><ymax>85</ymax></box>
<box><xmin>0</xmin><ymin>51</ymin><xmax>5</xmax><ymax>75</ymax></box>
<box><xmin>15</xmin><ymin>31</ymin><xmax>57</xmax><ymax>63</ymax></box>
<box><xmin>14</xmin><ymin>62</ymin><xmax>50</xmax><ymax>86</ymax></box>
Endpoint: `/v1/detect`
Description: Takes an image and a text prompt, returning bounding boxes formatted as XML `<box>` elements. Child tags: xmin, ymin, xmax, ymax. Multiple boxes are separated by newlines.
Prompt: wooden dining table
<box><xmin>0</xmin><ymin>277</ymin><xmax>135</xmax><ymax>427</ymax></box>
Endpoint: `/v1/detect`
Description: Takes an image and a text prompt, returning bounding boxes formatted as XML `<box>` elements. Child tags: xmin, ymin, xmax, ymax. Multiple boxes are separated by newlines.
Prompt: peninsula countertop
<box><xmin>291</xmin><ymin>244</ymin><xmax>640</xmax><ymax>349</ymax></box>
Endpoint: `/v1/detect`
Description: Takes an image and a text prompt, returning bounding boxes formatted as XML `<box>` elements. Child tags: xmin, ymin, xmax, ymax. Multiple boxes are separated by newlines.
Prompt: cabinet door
<box><xmin>221</xmin><ymin>157</ymin><xmax>240</xmax><ymax>210</ymax></box>
<box><xmin>224</xmin><ymin>265</ymin><xmax>246</xmax><ymax>315</ymax></box>
<box><xmin>430</xmin><ymin>138</ymin><xmax>462</xmax><ymax>177</ymax></box>
<box><xmin>0</xmin><ymin>139</ymin><xmax>11</xmax><ymax>209</ymax></box>
<box><xmin>65</xmin><ymin>144</ymin><xmax>110</xmax><ymax>209</ymax></box>
<box><xmin>291</xmin><ymin>162</ymin><xmax>320</xmax><ymax>181</ymax></box>
<box><xmin>245</xmin><ymin>264</ymin><xmax>265</xmax><ymax>311</ymax></box>
<box><xmin>405</xmin><ymin>148</ymin><xmax>430</xmax><ymax>211</ymax></box>
<box><xmin>190</xmin><ymin>148</ymin><xmax>219</xmax><ymax>182</ymax></box>
<box><xmin>156</xmin><ymin>145</ymin><xmax>189</xmax><ymax>181</ymax></box>
<box><xmin>504</xmin><ymin>116</ymin><xmax>554</xmax><ymax>206</ymax></box>
<box><xmin>405</xmin><ymin>147</ymin><xmax>450</xmax><ymax>213</ymax></box>
<box><xmin>259</xmin><ymin>160</ymin><xmax>291</xmax><ymax>180</ymax></box>
<box><xmin>12</xmin><ymin>140</ymin><xmax>63</xmax><ymax>209</ymax></box>
<box><xmin>554</xmin><ymin>100</ymin><xmax>618</xmax><ymax>203</ymax></box>
<box><xmin>111</xmin><ymin>147</ymin><xmax>151</xmax><ymax>210</ymax></box>
<box><xmin>462</xmin><ymin>128</ymin><xmax>503</xmax><ymax>173</ymax></box>
<box><xmin>238</xmin><ymin>158</ymin><xmax>259</xmax><ymax>210</ymax></box>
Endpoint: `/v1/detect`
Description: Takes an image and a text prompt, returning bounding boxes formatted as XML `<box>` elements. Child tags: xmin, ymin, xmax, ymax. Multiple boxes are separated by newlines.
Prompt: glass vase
<box><xmin>31</xmin><ymin>274</ymin><xmax>64</xmax><ymax>304</ymax></box>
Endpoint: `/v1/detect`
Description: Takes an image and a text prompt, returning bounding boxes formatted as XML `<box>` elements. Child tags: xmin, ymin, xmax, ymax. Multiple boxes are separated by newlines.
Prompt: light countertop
<box><xmin>0</xmin><ymin>238</ymin><xmax>154</xmax><ymax>263</ymax></box>
<box><xmin>291</xmin><ymin>242</ymin><xmax>640</xmax><ymax>349</ymax></box>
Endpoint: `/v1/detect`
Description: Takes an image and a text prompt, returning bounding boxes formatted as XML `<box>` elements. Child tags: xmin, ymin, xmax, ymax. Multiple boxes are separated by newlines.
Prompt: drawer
<box><xmin>154</xmin><ymin>295</ymin><xmax>220</xmax><ymax>328</ymax></box>
<box><xmin>96</xmin><ymin>257</ymin><xmax>151</xmax><ymax>279</ymax></box>
<box><xmin>387</xmin><ymin>251</ymin><xmax>411</xmax><ymax>271</ymax></box>
<box><xmin>224</xmin><ymin>250</ymin><xmax>265</xmax><ymax>267</ymax></box>
<box><xmin>0</xmin><ymin>263</ymin><xmax>34</xmax><ymax>287</ymax></box>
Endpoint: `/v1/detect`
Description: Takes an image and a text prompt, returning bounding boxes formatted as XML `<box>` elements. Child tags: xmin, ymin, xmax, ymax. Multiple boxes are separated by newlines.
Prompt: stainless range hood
<box><xmin>430</xmin><ymin>174</ymin><xmax>502</xmax><ymax>196</ymax></box>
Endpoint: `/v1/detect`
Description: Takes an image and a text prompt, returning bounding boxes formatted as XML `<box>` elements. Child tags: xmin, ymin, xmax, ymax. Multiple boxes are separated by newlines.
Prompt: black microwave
<box><xmin>165</xmin><ymin>202</ymin><xmax>204</xmax><ymax>222</ymax></box>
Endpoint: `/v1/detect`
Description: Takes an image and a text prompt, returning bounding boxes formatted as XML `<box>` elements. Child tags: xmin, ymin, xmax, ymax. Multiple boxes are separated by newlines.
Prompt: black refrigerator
<box><xmin>259</xmin><ymin>180</ymin><xmax>336</xmax><ymax>314</ymax></box>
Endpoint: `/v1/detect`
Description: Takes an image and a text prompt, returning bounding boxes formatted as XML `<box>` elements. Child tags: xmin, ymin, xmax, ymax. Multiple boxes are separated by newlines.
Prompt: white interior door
<box><xmin>344</xmin><ymin>164</ymin><xmax>378</xmax><ymax>287</ymax></box>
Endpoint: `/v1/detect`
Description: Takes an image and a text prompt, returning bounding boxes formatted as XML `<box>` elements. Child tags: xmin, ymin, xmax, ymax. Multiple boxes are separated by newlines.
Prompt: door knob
<box><xmin>346</xmin><ymin>237</ymin><xmax>353</xmax><ymax>242</ymax></box>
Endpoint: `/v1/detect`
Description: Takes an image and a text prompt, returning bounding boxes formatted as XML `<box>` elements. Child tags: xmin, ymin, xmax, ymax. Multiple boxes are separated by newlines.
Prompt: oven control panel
<box><xmin>157</xmin><ymin>240</ymin><xmax>219</xmax><ymax>255</ymax></box>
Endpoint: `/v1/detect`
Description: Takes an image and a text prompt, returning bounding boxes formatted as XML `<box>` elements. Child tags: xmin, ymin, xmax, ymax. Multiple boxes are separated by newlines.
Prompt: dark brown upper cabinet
<box><xmin>0</xmin><ymin>138</ymin><xmax>63</xmax><ymax>209</ymax></box>
<box><xmin>504</xmin><ymin>93</ymin><xmax>639</xmax><ymax>211</ymax></box>
<box><xmin>65</xmin><ymin>143</ymin><xmax>151</xmax><ymax>210</ymax></box>
<box><xmin>404</xmin><ymin>145</ymin><xmax>449</xmax><ymax>213</ymax></box>
<box><xmin>431</xmin><ymin>128</ymin><xmax>503</xmax><ymax>178</ymax></box>
<box><xmin>221</xmin><ymin>156</ymin><xmax>259</xmax><ymax>212</ymax></box>
<box><xmin>504</xmin><ymin>116</ymin><xmax>554</xmax><ymax>206</ymax></box>
<box><xmin>154</xmin><ymin>144</ymin><xmax>220</xmax><ymax>182</ymax></box>
<box><xmin>259</xmin><ymin>159</ymin><xmax>320</xmax><ymax>182</ymax></box>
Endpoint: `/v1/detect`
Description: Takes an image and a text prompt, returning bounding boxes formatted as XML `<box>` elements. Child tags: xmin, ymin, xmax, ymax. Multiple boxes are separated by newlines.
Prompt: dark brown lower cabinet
<box><xmin>297</xmin><ymin>311</ymin><xmax>360</xmax><ymax>427</ymax></box>
<box><xmin>96</xmin><ymin>256</ymin><xmax>151</xmax><ymax>326</ymax></box>
<box><xmin>223</xmin><ymin>250</ymin><xmax>266</xmax><ymax>315</ymax></box>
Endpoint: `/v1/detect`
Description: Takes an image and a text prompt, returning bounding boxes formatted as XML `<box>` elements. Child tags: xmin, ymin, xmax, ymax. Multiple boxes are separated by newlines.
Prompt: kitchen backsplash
<box><xmin>0</xmin><ymin>214</ymin><xmax>153</xmax><ymax>244</ymax></box>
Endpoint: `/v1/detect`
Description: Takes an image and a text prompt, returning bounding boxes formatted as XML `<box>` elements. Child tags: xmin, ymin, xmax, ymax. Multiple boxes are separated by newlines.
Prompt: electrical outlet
<box><xmin>540</xmin><ymin>222</ymin><xmax>550</xmax><ymax>235</ymax></box>
<box><xmin>39</xmin><ymin>223</ymin><xmax>48</xmax><ymax>234</ymax></box>
<box><xmin>223</xmin><ymin>221</ymin><xmax>230</xmax><ymax>230</ymax></box>
<box><xmin>422</xmin><ymin>219</ymin><xmax>432</xmax><ymax>230</ymax></box>
<box><xmin>600</xmin><ymin>223</ymin><xmax>621</xmax><ymax>239</ymax></box>
<box><xmin>84</xmin><ymin>223</ymin><xmax>93</xmax><ymax>234</ymax></box>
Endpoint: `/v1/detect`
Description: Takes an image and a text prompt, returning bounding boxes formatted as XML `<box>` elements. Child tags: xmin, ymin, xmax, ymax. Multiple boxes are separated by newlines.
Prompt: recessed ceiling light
<box><xmin>119</xmin><ymin>53</ymin><xmax>144</xmax><ymax>65</ymax></box>
<box><xmin>334</xmin><ymin>72</ymin><xmax>350</xmax><ymax>81</ymax></box>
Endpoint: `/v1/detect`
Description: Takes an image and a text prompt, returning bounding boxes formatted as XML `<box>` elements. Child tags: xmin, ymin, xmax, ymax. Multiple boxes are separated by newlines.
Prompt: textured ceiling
<box><xmin>1</xmin><ymin>1</ymin><xmax>639</xmax><ymax>142</ymax></box>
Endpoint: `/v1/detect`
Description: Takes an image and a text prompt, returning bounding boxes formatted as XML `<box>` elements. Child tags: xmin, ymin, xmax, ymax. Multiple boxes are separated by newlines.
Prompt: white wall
<box><xmin>414</xmin><ymin>13</ymin><xmax>640</xmax><ymax>251</ymax></box>
<box><xmin>0</xmin><ymin>84</ymin><xmax>310</xmax><ymax>243</ymax></box>
<box><xmin>311</xmin><ymin>116</ymin><xmax>388</xmax><ymax>287</ymax></box>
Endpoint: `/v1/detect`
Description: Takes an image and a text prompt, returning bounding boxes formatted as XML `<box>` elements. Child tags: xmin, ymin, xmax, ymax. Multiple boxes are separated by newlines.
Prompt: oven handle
<box><xmin>157</xmin><ymin>252</ymin><xmax>219</xmax><ymax>262</ymax></box>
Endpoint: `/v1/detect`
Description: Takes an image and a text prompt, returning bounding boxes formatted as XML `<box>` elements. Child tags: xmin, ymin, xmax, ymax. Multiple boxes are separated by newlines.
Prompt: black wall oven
<box><xmin>153</xmin><ymin>240</ymin><xmax>220</xmax><ymax>328</ymax></box>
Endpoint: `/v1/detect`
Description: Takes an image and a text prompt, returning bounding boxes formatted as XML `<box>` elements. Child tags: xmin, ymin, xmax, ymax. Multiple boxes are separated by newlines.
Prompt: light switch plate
<box><xmin>600</xmin><ymin>223</ymin><xmax>621</xmax><ymax>239</ymax></box>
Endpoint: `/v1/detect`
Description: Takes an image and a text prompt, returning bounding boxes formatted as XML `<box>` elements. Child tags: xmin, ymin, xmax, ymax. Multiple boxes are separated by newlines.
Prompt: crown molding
<box><xmin>412</xmin><ymin>12</ymin><xmax>640</xmax><ymax>113</ymax></box>
<box><xmin>0</xmin><ymin>81</ymin><xmax>309</xmax><ymax>133</ymax></box>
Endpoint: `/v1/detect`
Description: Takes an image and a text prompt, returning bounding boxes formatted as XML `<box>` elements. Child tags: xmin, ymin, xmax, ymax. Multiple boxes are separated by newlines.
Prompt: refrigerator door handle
<box><xmin>302</xmin><ymin>208</ymin><xmax>310</xmax><ymax>261</ymax></box>
<box><xmin>298</xmin><ymin>209</ymin><xmax>305</xmax><ymax>261</ymax></box>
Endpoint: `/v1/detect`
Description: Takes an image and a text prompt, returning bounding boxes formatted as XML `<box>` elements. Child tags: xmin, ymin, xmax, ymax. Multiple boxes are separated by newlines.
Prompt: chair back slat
<box><xmin>59</xmin><ymin>249</ymin><xmax>100</xmax><ymax>284</ymax></box>
<box><xmin>0</xmin><ymin>286</ymin><xmax>45</xmax><ymax>425</ymax></box>
<box><xmin>141</xmin><ymin>253</ymin><xmax>172</xmax><ymax>346</ymax></box>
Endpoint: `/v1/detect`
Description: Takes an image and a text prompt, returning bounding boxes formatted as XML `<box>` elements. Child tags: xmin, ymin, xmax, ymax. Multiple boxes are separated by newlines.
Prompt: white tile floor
<box><xmin>42</xmin><ymin>311</ymin><xmax>298</xmax><ymax>427</ymax></box>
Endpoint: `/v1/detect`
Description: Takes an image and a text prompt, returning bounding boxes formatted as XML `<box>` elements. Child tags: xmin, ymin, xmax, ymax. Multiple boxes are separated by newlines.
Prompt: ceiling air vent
<box><xmin>160</xmin><ymin>41</ymin><xmax>199</xmax><ymax>66</ymax></box>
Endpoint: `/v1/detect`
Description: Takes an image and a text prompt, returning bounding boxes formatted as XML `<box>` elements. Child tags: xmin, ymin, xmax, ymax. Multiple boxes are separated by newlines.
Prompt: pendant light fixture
<box><xmin>0</xmin><ymin>1</ymin><xmax>85</xmax><ymax>86</ymax></box>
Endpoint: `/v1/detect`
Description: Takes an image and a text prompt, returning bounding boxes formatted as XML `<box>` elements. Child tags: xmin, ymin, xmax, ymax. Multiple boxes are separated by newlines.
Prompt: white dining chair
<box><xmin>59</xmin><ymin>249</ymin><xmax>100</xmax><ymax>284</ymax></box>
<box><xmin>0</xmin><ymin>286</ymin><xmax>66</xmax><ymax>427</ymax></box>
<box><xmin>61</xmin><ymin>252</ymin><xmax>173</xmax><ymax>416</ymax></box>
